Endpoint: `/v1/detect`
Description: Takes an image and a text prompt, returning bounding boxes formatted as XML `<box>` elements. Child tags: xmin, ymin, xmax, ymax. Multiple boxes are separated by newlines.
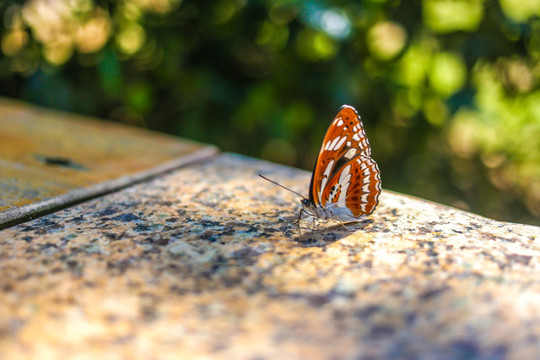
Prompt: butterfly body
<box><xmin>301</xmin><ymin>198</ymin><xmax>358</xmax><ymax>221</ymax></box>
<box><xmin>300</xmin><ymin>105</ymin><xmax>381</xmax><ymax>222</ymax></box>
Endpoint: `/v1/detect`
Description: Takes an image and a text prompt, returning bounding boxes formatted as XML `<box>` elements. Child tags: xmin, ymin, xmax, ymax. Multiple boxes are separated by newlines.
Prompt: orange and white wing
<box><xmin>309</xmin><ymin>105</ymin><xmax>381</xmax><ymax>217</ymax></box>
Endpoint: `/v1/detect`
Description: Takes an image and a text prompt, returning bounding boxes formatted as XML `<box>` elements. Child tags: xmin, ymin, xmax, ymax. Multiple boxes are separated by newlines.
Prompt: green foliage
<box><xmin>1</xmin><ymin>0</ymin><xmax>539</xmax><ymax>224</ymax></box>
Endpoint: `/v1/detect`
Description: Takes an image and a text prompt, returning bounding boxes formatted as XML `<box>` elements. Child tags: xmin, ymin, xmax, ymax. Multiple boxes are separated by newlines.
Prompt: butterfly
<box><xmin>260</xmin><ymin>105</ymin><xmax>381</xmax><ymax>226</ymax></box>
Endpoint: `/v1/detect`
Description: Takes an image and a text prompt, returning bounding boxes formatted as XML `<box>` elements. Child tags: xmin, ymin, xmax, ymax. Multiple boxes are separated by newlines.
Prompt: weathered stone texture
<box><xmin>0</xmin><ymin>153</ymin><xmax>539</xmax><ymax>359</ymax></box>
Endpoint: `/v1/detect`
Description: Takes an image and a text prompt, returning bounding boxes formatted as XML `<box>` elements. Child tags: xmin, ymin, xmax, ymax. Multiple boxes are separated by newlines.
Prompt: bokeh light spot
<box><xmin>297</xmin><ymin>29</ymin><xmax>338</xmax><ymax>61</ymax></box>
<box><xmin>424</xmin><ymin>98</ymin><xmax>449</xmax><ymax>126</ymax></box>
<box><xmin>211</xmin><ymin>0</ymin><xmax>240</xmax><ymax>24</ymax></box>
<box><xmin>499</xmin><ymin>58</ymin><xmax>534</xmax><ymax>93</ymax></box>
<box><xmin>132</xmin><ymin>0</ymin><xmax>181</xmax><ymax>14</ymax></box>
<box><xmin>256</xmin><ymin>22</ymin><xmax>289</xmax><ymax>51</ymax></box>
<box><xmin>43</xmin><ymin>40</ymin><xmax>74</xmax><ymax>66</ymax></box>
<box><xmin>367</xmin><ymin>21</ymin><xmax>407</xmax><ymax>61</ymax></box>
<box><xmin>500</xmin><ymin>0</ymin><xmax>540</xmax><ymax>22</ymax></box>
<box><xmin>448</xmin><ymin>110</ymin><xmax>483</xmax><ymax>158</ymax></box>
<box><xmin>423</xmin><ymin>0</ymin><xmax>483</xmax><ymax>33</ymax></box>
<box><xmin>429</xmin><ymin>52</ymin><xmax>467</xmax><ymax>97</ymax></box>
<box><xmin>76</xmin><ymin>14</ymin><xmax>111</xmax><ymax>54</ymax></box>
<box><xmin>397</xmin><ymin>39</ymin><xmax>433</xmax><ymax>87</ymax></box>
<box><xmin>2</xmin><ymin>30</ymin><xmax>28</xmax><ymax>56</ymax></box>
<box><xmin>116</xmin><ymin>22</ymin><xmax>146</xmax><ymax>55</ymax></box>
<box><xmin>300</xmin><ymin>3</ymin><xmax>351</xmax><ymax>40</ymax></box>
<box><xmin>320</xmin><ymin>9</ymin><xmax>351</xmax><ymax>39</ymax></box>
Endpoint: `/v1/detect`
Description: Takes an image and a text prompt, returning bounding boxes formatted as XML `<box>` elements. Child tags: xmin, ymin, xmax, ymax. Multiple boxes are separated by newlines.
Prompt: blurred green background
<box><xmin>1</xmin><ymin>0</ymin><xmax>539</xmax><ymax>225</ymax></box>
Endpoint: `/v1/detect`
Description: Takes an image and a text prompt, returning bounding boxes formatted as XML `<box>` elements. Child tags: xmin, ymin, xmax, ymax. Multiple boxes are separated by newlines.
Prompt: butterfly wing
<box><xmin>309</xmin><ymin>105</ymin><xmax>381</xmax><ymax>217</ymax></box>
<box><xmin>319</xmin><ymin>154</ymin><xmax>381</xmax><ymax>216</ymax></box>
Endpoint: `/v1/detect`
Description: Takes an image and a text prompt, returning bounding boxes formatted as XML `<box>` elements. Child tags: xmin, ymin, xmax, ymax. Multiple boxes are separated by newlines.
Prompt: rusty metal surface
<box><xmin>0</xmin><ymin>97</ymin><xmax>218</xmax><ymax>228</ymax></box>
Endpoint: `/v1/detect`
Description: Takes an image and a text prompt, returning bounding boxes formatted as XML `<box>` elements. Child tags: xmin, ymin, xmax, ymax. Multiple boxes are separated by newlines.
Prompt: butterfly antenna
<box><xmin>258</xmin><ymin>174</ymin><xmax>307</xmax><ymax>200</ymax></box>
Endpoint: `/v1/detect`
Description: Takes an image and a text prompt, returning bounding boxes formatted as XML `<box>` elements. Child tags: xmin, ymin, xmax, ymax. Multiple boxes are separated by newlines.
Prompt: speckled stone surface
<box><xmin>1</xmin><ymin>153</ymin><xmax>539</xmax><ymax>359</ymax></box>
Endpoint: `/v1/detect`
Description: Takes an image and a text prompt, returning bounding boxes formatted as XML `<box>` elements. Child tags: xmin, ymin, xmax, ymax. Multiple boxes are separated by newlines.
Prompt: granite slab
<box><xmin>0</xmin><ymin>153</ymin><xmax>539</xmax><ymax>359</ymax></box>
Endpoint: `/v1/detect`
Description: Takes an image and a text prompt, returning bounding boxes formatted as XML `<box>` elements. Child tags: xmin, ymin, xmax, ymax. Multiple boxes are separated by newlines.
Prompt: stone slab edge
<box><xmin>0</xmin><ymin>146</ymin><xmax>219</xmax><ymax>230</ymax></box>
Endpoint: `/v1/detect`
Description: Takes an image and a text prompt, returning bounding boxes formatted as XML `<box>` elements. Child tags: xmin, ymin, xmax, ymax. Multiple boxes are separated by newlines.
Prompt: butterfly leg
<box><xmin>334</xmin><ymin>216</ymin><xmax>353</xmax><ymax>232</ymax></box>
<box><xmin>295</xmin><ymin>209</ymin><xmax>309</xmax><ymax>234</ymax></box>
<box><xmin>295</xmin><ymin>209</ymin><xmax>302</xmax><ymax>234</ymax></box>
<box><xmin>297</xmin><ymin>208</ymin><xmax>318</xmax><ymax>235</ymax></box>
<box><xmin>297</xmin><ymin>208</ymin><xmax>315</xmax><ymax>223</ymax></box>
<box><xmin>295</xmin><ymin>209</ymin><xmax>304</xmax><ymax>224</ymax></box>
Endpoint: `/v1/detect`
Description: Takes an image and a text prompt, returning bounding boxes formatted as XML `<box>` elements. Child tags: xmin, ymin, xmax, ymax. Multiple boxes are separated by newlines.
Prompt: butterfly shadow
<box><xmin>288</xmin><ymin>218</ymin><xmax>375</xmax><ymax>247</ymax></box>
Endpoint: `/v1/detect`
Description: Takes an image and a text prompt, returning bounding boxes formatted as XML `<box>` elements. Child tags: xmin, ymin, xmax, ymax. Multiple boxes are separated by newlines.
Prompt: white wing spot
<box><xmin>328</xmin><ymin>136</ymin><xmax>342</xmax><ymax>151</ymax></box>
<box><xmin>336</xmin><ymin>119</ymin><xmax>344</xmax><ymax>127</ymax></box>
<box><xmin>324</xmin><ymin>140</ymin><xmax>331</xmax><ymax>150</ymax></box>
<box><xmin>333</xmin><ymin>136</ymin><xmax>347</xmax><ymax>151</ymax></box>
<box><xmin>362</xmin><ymin>184</ymin><xmax>369</xmax><ymax>193</ymax></box>
<box><xmin>352</xmin><ymin>133</ymin><xmax>360</xmax><ymax>142</ymax></box>
<box><xmin>319</xmin><ymin>160</ymin><xmax>334</xmax><ymax>200</ymax></box>
<box><xmin>361</xmin><ymin>194</ymin><xmax>368</xmax><ymax>203</ymax></box>
<box><xmin>344</xmin><ymin>148</ymin><xmax>357</xmax><ymax>159</ymax></box>
<box><xmin>337</xmin><ymin>165</ymin><xmax>352</xmax><ymax>205</ymax></box>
